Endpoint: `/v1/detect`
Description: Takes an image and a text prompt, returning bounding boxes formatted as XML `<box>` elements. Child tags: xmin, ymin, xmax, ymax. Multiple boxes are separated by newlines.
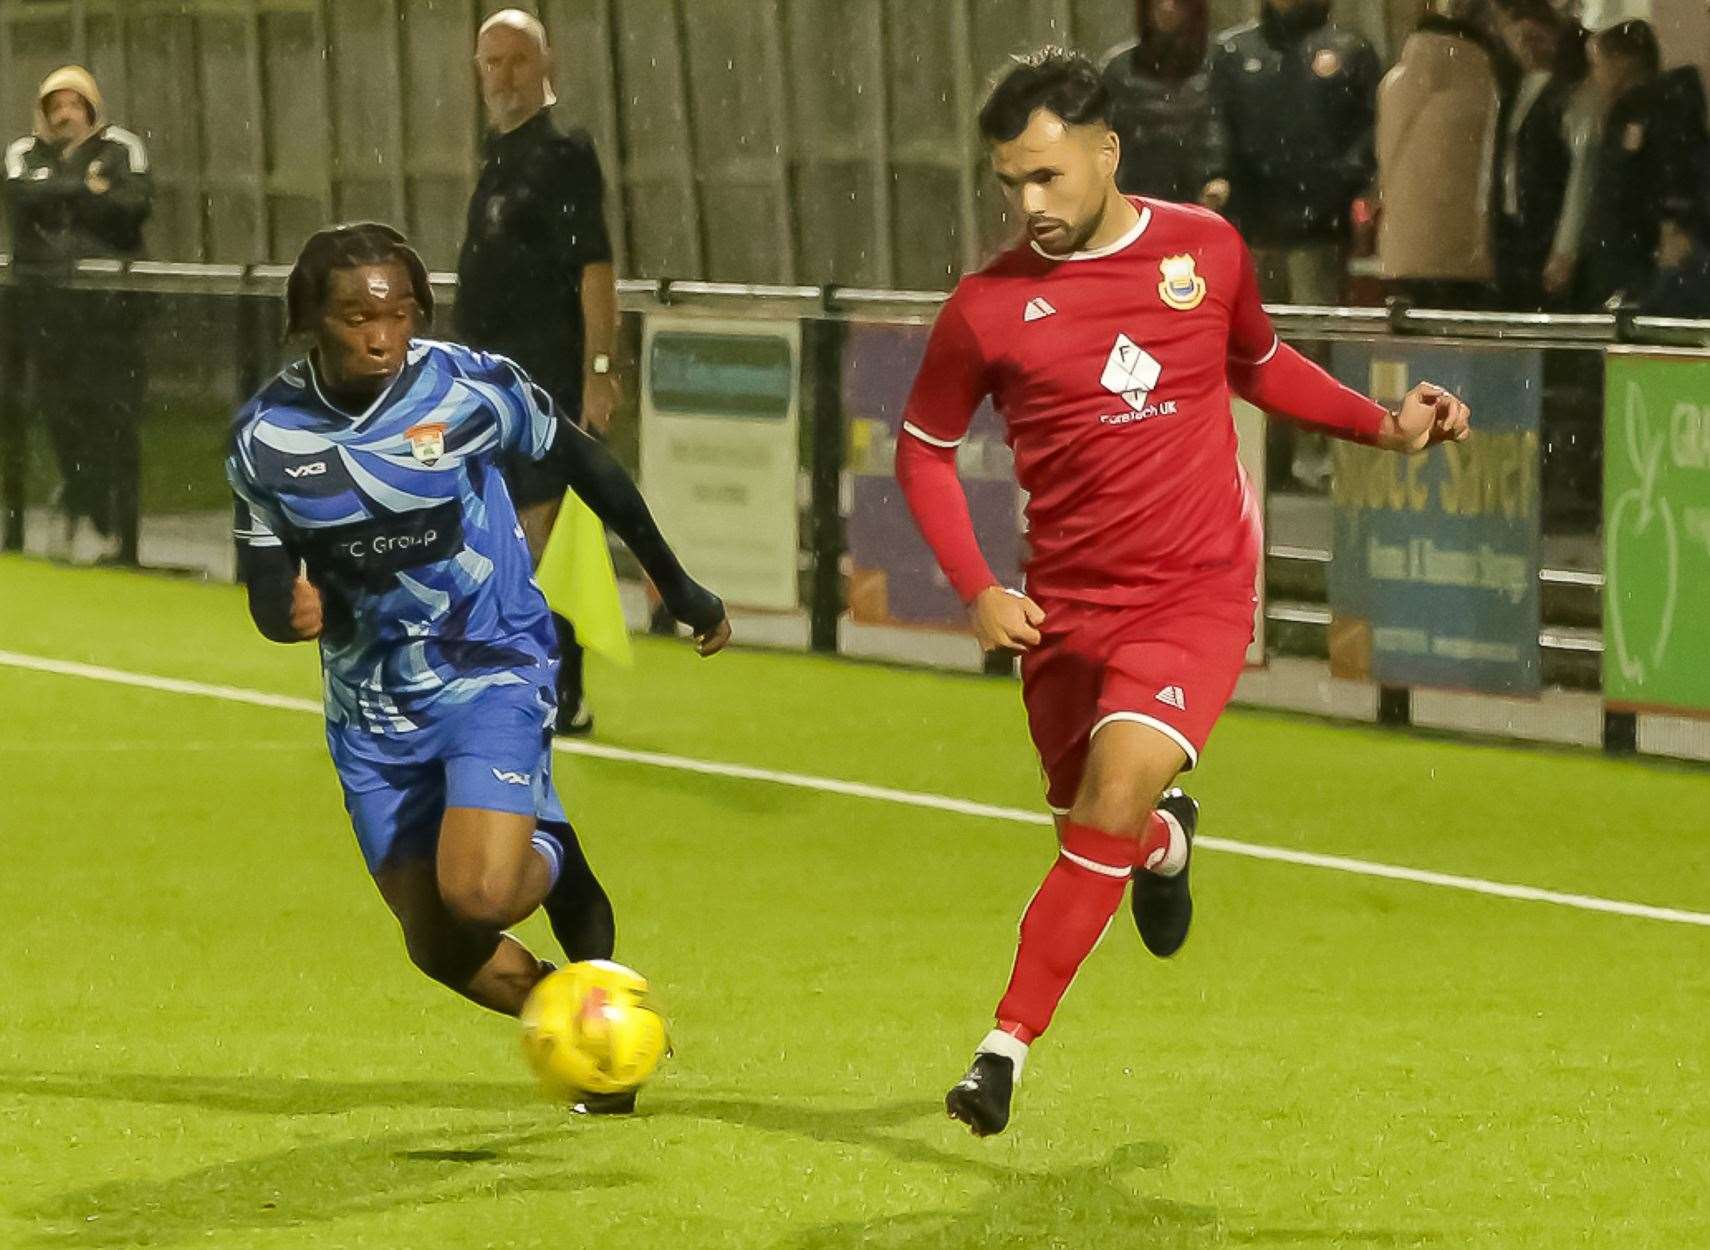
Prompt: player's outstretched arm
<box><xmin>1373</xmin><ymin>382</ymin><xmax>1472</xmax><ymax>453</ymax></box>
<box><xmin>551</xmin><ymin>417</ymin><xmax>730</xmax><ymax>656</ymax></box>
<box><xmin>1228</xmin><ymin>341</ymin><xmax>1470</xmax><ymax>453</ymax></box>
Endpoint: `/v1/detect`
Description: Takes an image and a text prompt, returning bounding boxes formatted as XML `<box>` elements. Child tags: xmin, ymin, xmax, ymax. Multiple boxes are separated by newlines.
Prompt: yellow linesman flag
<box><xmin>534</xmin><ymin>489</ymin><xmax>634</xmax><ymax>668</ymax></box>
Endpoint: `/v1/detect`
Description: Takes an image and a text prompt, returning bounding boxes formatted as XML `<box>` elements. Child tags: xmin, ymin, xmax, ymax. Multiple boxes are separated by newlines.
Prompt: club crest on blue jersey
<box><xmin>407</xmin><ymin>422</ymin><xmax>447</xmax><ymax>465</ymax></box>
<box><xmin>1157</xmin><ymin>255</ymin><xmax>1207</xmax><ymax>312</ymax></box>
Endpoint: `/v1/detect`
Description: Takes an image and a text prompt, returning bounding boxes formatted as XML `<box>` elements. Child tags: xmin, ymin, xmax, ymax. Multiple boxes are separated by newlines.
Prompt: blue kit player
<box><xmin>227</xmin><ymin>223</ymin><xmax>729</xmax><ymax>1108</ymax></box>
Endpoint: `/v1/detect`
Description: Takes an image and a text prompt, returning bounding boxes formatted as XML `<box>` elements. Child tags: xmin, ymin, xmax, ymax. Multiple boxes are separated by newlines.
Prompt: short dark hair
<box><xmin>1592</xmin><ymin>19</ymin><xmax>1661</xmax><ymax>77</ymax></box>
<box><xmin>285</xmin><ymin>221</ymin><xmax>434</xmax><ymax>337</ymax></box>
<box><xmin>978</xmin><ymin>47</ymin><xmax>1110</xmax><ymax>143</ymax></box>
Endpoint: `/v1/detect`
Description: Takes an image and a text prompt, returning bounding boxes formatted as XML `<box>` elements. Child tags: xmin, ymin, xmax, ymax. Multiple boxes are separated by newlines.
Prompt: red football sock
<box><xmin>994</xmin><ymin>822</ymin><xmax>1134</xmax><ymax>1039</ymax></box>
<box><xmin>1134</xmin><ymin>810</ymin><xmax>1176</xmax><ymax>873</ymax></box>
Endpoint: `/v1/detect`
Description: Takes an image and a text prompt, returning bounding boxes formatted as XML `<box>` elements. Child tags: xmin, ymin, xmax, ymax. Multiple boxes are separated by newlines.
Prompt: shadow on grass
<box><xmin>0</xmin><ymin>1070</ymin><xmax>536</xmax><ymax>1116</ymax></box>
<box><xmin>666</xmin><ymin>1095</ymin><xmax>1431</xmax><ymax>1249</ymax></box>
<box><xmin>663</xmin><ymin>1095</ymin><xmax>1209</xmax><ymax>1246</ymax></box>
<box><xmin>13</xmin><ymin>1124</ymin><xmax>634</xmax><ymax>1247</ymax></box>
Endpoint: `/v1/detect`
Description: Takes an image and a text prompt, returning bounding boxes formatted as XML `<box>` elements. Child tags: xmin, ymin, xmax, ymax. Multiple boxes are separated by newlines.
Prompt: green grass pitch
<box><xmin>1</xmin><ymin>556</ymin><xmax>1706</xmax><ymax>1249</ymax></box>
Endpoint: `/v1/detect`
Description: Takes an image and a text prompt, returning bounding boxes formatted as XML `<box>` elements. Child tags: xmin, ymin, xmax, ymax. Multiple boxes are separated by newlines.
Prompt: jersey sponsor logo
<box><xmin>1023</xmin><ymin>296</ymin><xmax>1057</xmax><ymax>322</ymax></box>
<box><xmin>1157</xmin><ymin>254</ymin><xmax>1207</xmax><ymax>312</ymax></box>
<box><xmin>491</xmin><ymin>767</ymin><xmax>531</xmax><ymax>786</ymax></box>
<box><xmin>1100</xmin><ymin>333</ymin><xmax>1176</xmax><ymax>423</ymax></box>
<box><xmin>285</xmin><ymin>461</ymin><xmax>328</xmax><ymax>479</ymax></box>
<box><xmin>406</xmin><ymin>422</ymin><xmax>447</xmax><ymax>466</ymax></box>
<box><xmin>1155</xmin><ymin>684</ymin><xmax>1187</xmax><ymax>711</ymax></box>
<box><xmin>306</xmin><ymin>499</ymin><xmax>464</xmax><ymax>587</ymax></box>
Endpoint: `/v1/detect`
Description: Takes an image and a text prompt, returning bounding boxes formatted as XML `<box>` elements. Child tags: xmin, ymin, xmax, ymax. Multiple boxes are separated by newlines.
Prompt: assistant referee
<box><xmin>457</xmin><ymin>8</ymin><xmax>620</xmax><ymax>736</ymax></box>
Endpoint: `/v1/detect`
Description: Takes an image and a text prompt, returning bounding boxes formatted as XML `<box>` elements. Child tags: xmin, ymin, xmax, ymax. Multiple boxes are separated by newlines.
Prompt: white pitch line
<box><xmin>3</xmin><ymin>648</ymin><xmax>1708</xmax><ymax>930</ymax></box>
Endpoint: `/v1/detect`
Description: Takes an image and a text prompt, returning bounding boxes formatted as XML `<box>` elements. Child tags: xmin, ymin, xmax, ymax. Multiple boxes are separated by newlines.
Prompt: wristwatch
<box><xmin>590</xmin><ymin>353</ymin><xmax>613</xmax><ymax>376</ymax></box>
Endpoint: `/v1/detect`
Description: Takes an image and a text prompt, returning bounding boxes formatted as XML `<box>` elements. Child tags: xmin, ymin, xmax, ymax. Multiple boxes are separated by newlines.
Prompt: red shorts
<box><xmin>1020</xmin><ymin>589</ymin><xmax>1255</xmax><ymax>814</ymax></box>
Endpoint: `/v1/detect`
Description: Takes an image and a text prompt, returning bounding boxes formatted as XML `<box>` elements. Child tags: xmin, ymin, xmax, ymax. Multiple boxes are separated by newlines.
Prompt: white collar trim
<box><xmin>1031</xmin><ymin>204</ymin><xmax>1152</xmax><ymax>262</ymax></box>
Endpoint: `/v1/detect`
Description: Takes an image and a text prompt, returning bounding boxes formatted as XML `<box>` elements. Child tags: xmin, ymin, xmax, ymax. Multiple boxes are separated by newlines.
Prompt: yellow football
<box><xmin>519</xmin><ymin>960</ymin><xmax>669</xmax><ymax>1100</ymax></box>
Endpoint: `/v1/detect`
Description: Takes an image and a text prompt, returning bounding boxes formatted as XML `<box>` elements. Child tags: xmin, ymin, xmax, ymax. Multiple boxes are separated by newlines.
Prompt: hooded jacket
<box><xmin>4</xmin><ymin>66</ymin><xmax>152</xmax><ymax>275</ymax></box>
<box><xmin>1100</xmin><ymin>0</ymin><xmax>1221</xmax><ymax>203</ymax></box>
<box><xmin>1375</xmin><ymin>14</ymin><xmax>1501</xmax><ymax>282</ymax></box>
<box><xmin>1206</xmin><ymin>1</ymin><xmax>1381</xmax><ymax>245</ymax></box>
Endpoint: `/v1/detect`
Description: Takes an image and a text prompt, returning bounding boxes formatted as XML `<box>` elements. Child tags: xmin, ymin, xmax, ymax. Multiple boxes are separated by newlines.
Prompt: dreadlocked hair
<box><xmin>284</xmin><ymin>221</ymin><xmax>433</xmax><ymax>337</ymax></box>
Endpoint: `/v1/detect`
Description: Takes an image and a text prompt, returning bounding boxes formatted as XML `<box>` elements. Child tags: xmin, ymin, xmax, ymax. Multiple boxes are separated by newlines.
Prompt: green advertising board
<box><xmin>1603</xmin><ymin>351</ymin><xmax>1710</xmax><ymax>715</ymax></box>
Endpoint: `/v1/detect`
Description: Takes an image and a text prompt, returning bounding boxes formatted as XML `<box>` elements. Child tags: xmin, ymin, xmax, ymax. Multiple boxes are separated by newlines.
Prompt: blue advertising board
<box><xmin>1327</xmin><ymin>343</ymin><xmax>1543</xmax><ymax>694</ymax></box>
<box><xmin>842</xmin><ymin>323</ymin><xmax>1022</xmax><ymax>628</ymax></box>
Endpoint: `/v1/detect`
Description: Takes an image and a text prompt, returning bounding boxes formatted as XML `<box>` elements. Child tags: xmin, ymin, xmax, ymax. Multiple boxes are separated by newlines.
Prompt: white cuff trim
<box><xmin>901</xmin><ymin>421</ymin><xmax>965</xmax><ymax>449</ymax></box>
<box><xmin>976</xmin><ymin>1028</ymin><xmax>1030</xmax><ymax>1082</ymax></box>
<box><xmin>1090</xmin><ymin>711</ymin><xmax>1199</xmax><ymax>771</ymax></box>
<box><xmin>1060</xmin><ymin>847</ymin><xmax>1133</xmax><ymax>879</ymax></box>
<box><xmin>1233</xmin><ymin>335</ymin><xmax>1281</xmax><ymax>367</ymax></box>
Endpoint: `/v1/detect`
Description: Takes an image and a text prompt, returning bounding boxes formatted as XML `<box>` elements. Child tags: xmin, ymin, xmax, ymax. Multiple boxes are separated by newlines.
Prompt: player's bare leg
<box><xmin>437</xmin><ymin>806</ymin><xmax>556</xmax><ymax>929</ymax></box>
<box><xmin>1071</xmin><ymin>722</ymin><xmax>1197</xmax><ymax>957</ymax></box>
<box><xmin>438</xmin><ymin>804</ymin><xmax>615</xmax><ymax>961</ymax></box>
<box><xmin>375</xmin><ymin>853</ymin><xmax>552</xmax><ymax>1017</ymax></box>
<box><xmin>517</xmin><ymin>496</ymin><xmax>592</xmax><ymax>736</ymax></box>
<box><xmin>947</xmin><ymin>723</ymin><xmax>1191</xmax><ymax>1137</ymax></box>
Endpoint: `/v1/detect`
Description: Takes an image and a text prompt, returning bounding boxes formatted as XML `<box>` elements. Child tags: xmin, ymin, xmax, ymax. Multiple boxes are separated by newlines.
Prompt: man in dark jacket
<box><xmin>1492</xmin><ymin>0</ymin><xmax>1588</xmax><ymax>310</ymax></box>
<box><xmin>1202</xmin><ymin>0</ymin><xmax>1378</xmax><ymax>489</ymax></box>
<box><xmin>1579</xmin><ymin>20</ymin><xmax>1710</xmax><ymax>307</ymax></box>
<box><xmin>1202</xmin><ymin>0</ymin><xmax>1380</xmax><ymax>305</ymax></box>
<box><xmin>1100</xmin><ymin>0</ymin><xmax>1220</xmax><ymax>203</ymax></box>
<box><xmin>2</xmin><ymin>65</ymin><xmax>151</xmax><ymax>563</ymax></box>
<box><xmin>456</xmin><ymin>9</ymin><xmax>620</xmax><ymax>736</ymax></box>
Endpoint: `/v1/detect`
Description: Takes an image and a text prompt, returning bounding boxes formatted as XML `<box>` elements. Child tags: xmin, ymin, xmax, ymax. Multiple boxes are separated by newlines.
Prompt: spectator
<box><xmin>2</xmin><ymin>65</ymin><xmax>151</xmax><ymax>564</ymax></box>
<box><xmin>1491</xmin><ymin>0</ymin><xmax>1598</xmax><ymax>309</ymax></box>
<box><xmin>1638</xmin><ymin>196</ymin><xmax>1710</xmax><ymax>317</ymax></box>
<box><xmin>1578</xmin><ymin>19</ymin><xmax>1709</xmax><ymax>306</ymax></box>
<box><xmin>1204</xmin><ymin>0</ymin><xmax>1379</xmax><ymax>489</ymax></box>
<box><xmin>1099</xmin><ymin>0</ymin><xmax>1218</xmax><ymax>203</ymax></box>
<box><xmin>1375</xmin><ymin>0</ymin><xmax>1503</xmax><ymax>308</ymax></box>
<box><xmin>456</xmin><ymin>8</ymin><xmax>619</xmax><ymax>737</ymax></box>
<box><xmin>1203</xmin><ymin>0</ymin><xmax>1380</xmax><ymax>305</ymax></box>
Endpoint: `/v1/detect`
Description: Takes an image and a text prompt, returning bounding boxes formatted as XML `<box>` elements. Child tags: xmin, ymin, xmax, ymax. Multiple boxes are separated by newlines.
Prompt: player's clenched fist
<box><xmin>1377</xmin><ymin>381</ymin><xmax>1472</xmax><ymax>454</ymax></box>
<box><xmin>291</xmin><ymin>575</ymin><xmax>324</xmax><ymax>641</ymax></box>
<box><xmin>968</xmin><ymin>586</ymin><xmax>1046</xmax><ymax>653</ymax></box>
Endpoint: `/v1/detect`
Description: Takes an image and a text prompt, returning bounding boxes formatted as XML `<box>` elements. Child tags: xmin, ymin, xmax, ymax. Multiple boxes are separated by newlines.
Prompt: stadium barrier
<box><xmin>2</xmin><ymin>257</ymin><xmax>1706</xmax><ymax>765</ymax></box>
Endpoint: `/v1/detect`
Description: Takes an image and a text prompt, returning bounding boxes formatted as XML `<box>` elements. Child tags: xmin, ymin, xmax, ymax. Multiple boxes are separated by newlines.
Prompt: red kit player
<box><xmin>897</xmin><ymin>49</ymin><xmax>1471</xmax><ymax>1137</ymax></box>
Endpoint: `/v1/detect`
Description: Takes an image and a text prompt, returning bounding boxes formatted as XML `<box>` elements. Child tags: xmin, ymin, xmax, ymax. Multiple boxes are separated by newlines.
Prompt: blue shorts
<box><xmin>327</xmin><ymin>684</ymin><xmax>569</xmax><ymax>874</ymax></box>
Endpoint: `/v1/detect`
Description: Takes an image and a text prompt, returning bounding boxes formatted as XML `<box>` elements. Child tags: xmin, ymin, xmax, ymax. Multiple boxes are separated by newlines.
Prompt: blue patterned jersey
<box><xmin>227</xmin><ymin>339</ymin><xmax>559</xmax><ymax>734</ymax></box>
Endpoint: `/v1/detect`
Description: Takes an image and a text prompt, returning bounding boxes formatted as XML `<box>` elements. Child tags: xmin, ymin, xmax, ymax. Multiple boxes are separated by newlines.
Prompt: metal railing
<box><xmin>5</xmin><ymin>255</ymin><xmax>1710</xmax><ymax>346</ymax></box>
<box><xmin>6</xmin><ymin>256</ymin><xmax>1707</xmax><ymax>756</ymax></box>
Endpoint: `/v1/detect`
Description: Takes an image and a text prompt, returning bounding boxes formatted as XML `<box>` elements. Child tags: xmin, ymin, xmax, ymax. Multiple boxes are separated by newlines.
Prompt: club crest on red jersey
<box><xmin>405</xmin><ymin>422</ymin><xmax>447</xmax><ymax>465</ymax></box>
<box><xmin>1157</xmin><ymin>255</ymin><xmax>1207</xmax><ymax>312</ymax></box>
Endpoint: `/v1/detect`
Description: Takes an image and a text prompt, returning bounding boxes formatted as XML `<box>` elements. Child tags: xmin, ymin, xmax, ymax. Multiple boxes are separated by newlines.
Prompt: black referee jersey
<box><xmin>454</xmin><ymin>107</ymin><xmax>613</xmax><ymax>413</ymax></box>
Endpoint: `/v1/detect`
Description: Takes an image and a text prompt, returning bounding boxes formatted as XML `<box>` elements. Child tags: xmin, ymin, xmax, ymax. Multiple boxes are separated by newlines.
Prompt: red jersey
<box><xmin>898</xmin><ymin>197</ymin><xmax>1385</xmax><ymax>606</ymax></box>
